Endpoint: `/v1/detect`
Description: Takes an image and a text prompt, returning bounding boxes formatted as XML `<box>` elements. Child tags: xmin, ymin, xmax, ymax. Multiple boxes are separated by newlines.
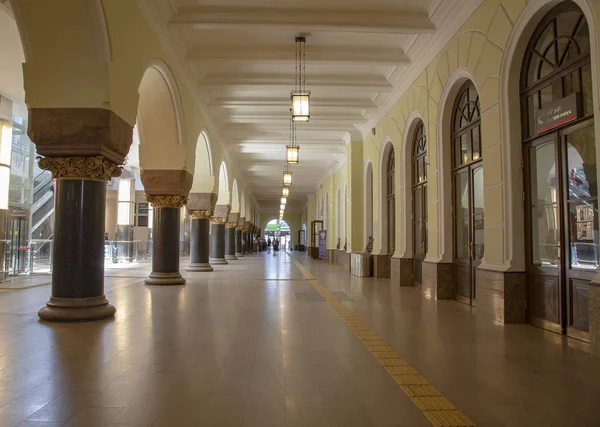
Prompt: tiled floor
<box><xmin>0</xmin><ymin>251</ymin><xmax>598</xmax><ymax>426</ymax></box>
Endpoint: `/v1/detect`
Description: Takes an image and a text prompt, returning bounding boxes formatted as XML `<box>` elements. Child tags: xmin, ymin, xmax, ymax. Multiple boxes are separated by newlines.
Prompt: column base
<box><xmin>235</xmin><ymin>252</ymin><xmax>244</xmax><ymax>257</ymax></box>
<box><xmin>186</xmin><ymin>263</ymin><xmax>213</xmax><ymax>272</ymax></box>
<box><xmin>225</xmin><ymin>255</ymin><xmax>238</xmax><ymax>261</ymax></box>
<box><xmin>209</xmin><ymin>257</ymin><xmax>228</xmax><ymax>265</ymax></box>
<box><xmin>38</xmin><ymin>296</ymin><xmax>115</xmax><ymax>322</ymax></box>
<box><xmin>144</xmin><ymin>272</ymin><xmax>186</xmax><ymax>286</ymax></box>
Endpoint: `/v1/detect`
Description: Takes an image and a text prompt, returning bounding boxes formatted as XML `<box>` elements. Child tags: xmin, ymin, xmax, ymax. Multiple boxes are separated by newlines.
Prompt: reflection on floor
<box><xmin>0</xmin><ymin>252</ymin><xmax>597</xmax><ymax>426</ymax></box>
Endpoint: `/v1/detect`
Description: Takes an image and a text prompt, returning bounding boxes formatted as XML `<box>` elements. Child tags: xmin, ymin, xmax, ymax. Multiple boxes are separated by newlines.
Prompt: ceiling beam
<box><xmin>226</xmin><ymin>113</ymin><xmax>367</xmax><ymax>125</ymax></box>
<box><xmin>212</xmin><ymin>97</ymin><xmax>377</xmax><ymax>110</ymax></box>
<box><xmin>186</xmin><ymin>45</ymin><xmax>409</xmax><ymax>66</ymax></box>
<box><xmin>199</xmin><ymin>74</ymin><xmax>392</xmax><ymax>92</ymax></box>
<box><xmin>170</xmin><ymin>6</ymin><xmax>436</xmax><ymax>34</ymax></box>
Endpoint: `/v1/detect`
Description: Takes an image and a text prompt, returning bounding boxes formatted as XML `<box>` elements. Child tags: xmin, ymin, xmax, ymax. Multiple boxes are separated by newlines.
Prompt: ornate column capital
<box><xmin>147</xmin><ymin>194</ymin><xmax>187</xmax><ymax>208</ymax></box>
<box><xmin>236</xmin><ymin>225</ymin><xmax>244</xmax><ymax>231</ymax></box>
<box><xmin>37</xmin><ymin>156</ymin><xmax>121</xmax><ymax>182</ymax></box>
<box><xmin>226</xmin><ymin>222</ymin><xmax>238</xmax><ymax>229</ymax></box>
<box><xmin>211</xmin><ymin>217</ymin><xmax>227</xmax><ymax>225</ymax></box>
<box><xmin>188</xmin><ymin>209</ymin><xmax>212</xmax><ymax>219</ymax></box>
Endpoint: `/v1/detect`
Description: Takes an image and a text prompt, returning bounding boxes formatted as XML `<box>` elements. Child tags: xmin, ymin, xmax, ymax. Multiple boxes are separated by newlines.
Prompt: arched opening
<box><xmin>365</xmin><ymin>162</ymin><xmax>374</xmax><ymax>251</ymax></box>
<box><xmin>412</xmin><ymin>121</ymin><xmax>427</xmax><ymax>286</ymax></box>
<box><xmin>216</xmin><ymin>161</ymin><xmax>230</xmax><ymax>205</ymax></box>
<box><xmin>231</xmin><ymin>180</ymin><xmax>240</xmax><ymax>214</ymax></box>
<box><xmin>451</xmin><ymin>81</ymin><xmax>483</xmax><ymax>306</ymax></box>
<box><xmin>190</xmin><ymin>130</ymin><xmax>215</xmax><ymax>194</ymax></box>
<box><xmin>386</xmin><ymin>145</ymin><xmax>396</xmax><ymax>259</ymax></box>
<box><xmin>264</xmin><ymin>219</ymin><xmax>291</xmax><ymax>250</ymax></box>
<box><xmin>520</xmin><ymin>2</ymin><xmax>595</xmax><ymax>340</ymax></box>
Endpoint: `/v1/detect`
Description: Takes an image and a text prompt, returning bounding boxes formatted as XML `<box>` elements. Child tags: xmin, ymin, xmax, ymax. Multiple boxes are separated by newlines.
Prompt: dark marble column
<box><xmin>145</xmin><ymin>195</ymin><xmax>186</xmax><ymax>286</ymax></box>
<box><xmin>235</xmin><ymin>227</ymin><xmax>243</xmax><ymax>257</ymax></box>
<box><xmin>210</xmin><ymin>218</ymin><xmax>228</xmax><ymax>265</ymax></box>
<box><xmin>225</xmin><ymin>223</ymin><xmax>238</xmax><ymax>261</ymax></box>
<box><xmin>187</xmin><ymin>210</ymin><xmax>213</xmax><ymax>272</ymax></box>
<box><xmin>243</xmin><ymin>231</ymin><xmax>249</xmax><ymax>254</ymax></box>
<box><xmin>37</xmin><ymin>156</ymin><xmax>120</xmax><ymax>321</ymax></box>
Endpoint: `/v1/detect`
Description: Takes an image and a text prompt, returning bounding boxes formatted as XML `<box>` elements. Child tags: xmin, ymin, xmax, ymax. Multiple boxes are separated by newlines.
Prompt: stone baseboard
<box><xmin>372</xmin><ymin>254</ymin><xmax>390</xmax><ymax>278</ymax></box>
<box><xmin>422</xmin><ymin>261</ymin><xmax>453</xmax><ymax>299</ymax></box>
<box><xmin>587</xmin><ymin>281</ymin><xmax>600</xmax><ymax>354</ymax></box>
<box><xmin>476</xmin><ymin>269</ymin><xmax>526</xmax><ymax>324</ymax></box>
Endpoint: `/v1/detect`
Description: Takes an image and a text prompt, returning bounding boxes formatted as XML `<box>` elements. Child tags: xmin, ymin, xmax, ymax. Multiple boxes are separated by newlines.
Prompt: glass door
<box><xmin>563</xmin><ymin>123</ymin><xmax>596</xmax><ymax>340</ymax></box>
<box><xmin>453</xmin><ymin>164</ymin><xmax>483</xmax><ymax>305</ymax></box>
<box><xmin>525</xmin><ymin>124</ymin><xmax>596</xmax><ymax>340</ymax></box>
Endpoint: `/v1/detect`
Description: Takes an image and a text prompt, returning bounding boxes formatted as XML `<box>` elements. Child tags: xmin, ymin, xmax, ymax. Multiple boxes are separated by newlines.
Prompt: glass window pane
<box><xmin>414</xmin><ymin>187</ymin><xmax>422</xmax><ymax>223</ymax></box>
<box><xmin>530</xmin><ymin>205</ymin><xmax>559</xmax><ymax>266</ymax></box>
<box><xmin>540</xmin><ymin>84</ymin><xmax>554</xmax><ymax>108</ymax></box>
<box><xmin>473</xmin><ymin>167</ymin><xmax>484</xmax><ymax>216</ymax></box>
<box><xmin>530</xmin><ymin>142</ymin><xmax>558</xmax><ymax>205</ymax></box>
<box><xmin>455</xmin><ymin>215</ymin><xmax>469</xmax><ymax>258</ymax></box>
<box><xmin>474</xmin><ymin>214</ymin><xmax>485</xmax><ymax>260</ymax></box>
<box><xmin>455</xmin><ymin>171</ymin><xmax>469</xmax><ymax>216</ymax></box>
<box><xmin>582</xmin><ymin>63</ymin><xmax>593</xmax><ymax>116</ymax></box>
<box><xmin>566</xmin><ymin>125</ymin><xmax>596</xmax><ymax>200</ymax></box>
<box><xmin>472</xmin><ymin>126</ymin><xmax>481</xmax><ymax>160</ymax></box>
<box><xmin>569</xmin><ymin>200</ymin><xmax>599</xmax><ymax>269</ymax></box>
<box><xmin>462</xmin><ymin>134</ymin><xmax>469</xmax><ymax>164</ymax></box>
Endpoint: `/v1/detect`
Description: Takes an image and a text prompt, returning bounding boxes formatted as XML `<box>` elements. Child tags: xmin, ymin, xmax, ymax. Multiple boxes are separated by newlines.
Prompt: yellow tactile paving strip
<box><xmin>289</xmin><ymin>254</ymin><xmax>476</xmax><ymax>427</ymax></box>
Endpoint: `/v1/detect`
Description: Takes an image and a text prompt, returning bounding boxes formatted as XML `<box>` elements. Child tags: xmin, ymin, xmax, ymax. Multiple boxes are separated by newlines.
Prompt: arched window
<box><xmin>412</xmin><ymin>121</ymin><xmax>427</xmax><ymax>286</ymax></box>
<box><xmin>521</xmin><ymin>2</ymin><xmax>594</xmax><ymax>339</ymax></box>
<box><xmin>452</xmin><ymin>81</ymin><xmax>483</xmax><ymax>306</ymax></box>
<box><xmin>386</xmin><ymin>147</ymin><xmax>395</xmax><ymax>255</ymax></box>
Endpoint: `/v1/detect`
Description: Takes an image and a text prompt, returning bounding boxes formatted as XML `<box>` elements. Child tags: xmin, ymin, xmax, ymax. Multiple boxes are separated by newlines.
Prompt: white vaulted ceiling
<box><xmin>139</xmin><ymin>0</ymin><xmax>482</xmax><ymax>213</ymax></box>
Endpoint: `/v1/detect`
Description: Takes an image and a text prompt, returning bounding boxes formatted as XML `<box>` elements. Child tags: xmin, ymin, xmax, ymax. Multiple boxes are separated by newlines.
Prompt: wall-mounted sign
<box><xmin>535</xmin><ymin>92</ymin><xmax>581</xmax><ymax>135</ymax></box>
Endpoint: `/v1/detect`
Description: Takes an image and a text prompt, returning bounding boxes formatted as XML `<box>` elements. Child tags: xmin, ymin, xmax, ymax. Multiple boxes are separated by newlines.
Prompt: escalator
<box><xmin>29</xmin><ymin>171</ymin><xmax>54</xmax><ymax>240</ymax></box>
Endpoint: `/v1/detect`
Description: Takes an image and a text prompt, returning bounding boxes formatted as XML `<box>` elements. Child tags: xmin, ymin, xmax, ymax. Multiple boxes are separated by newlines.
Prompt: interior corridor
<box><xmin>0</xmin><ymin>252</ymin><xmax>597</xmax><ymax>427</ymax></box>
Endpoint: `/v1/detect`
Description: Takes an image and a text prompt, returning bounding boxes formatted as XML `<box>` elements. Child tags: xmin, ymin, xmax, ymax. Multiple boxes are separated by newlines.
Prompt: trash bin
<box><xmin>350</xmin><ymin>252</ymin><xmax>372</xmax><ymax>277</ymax></box>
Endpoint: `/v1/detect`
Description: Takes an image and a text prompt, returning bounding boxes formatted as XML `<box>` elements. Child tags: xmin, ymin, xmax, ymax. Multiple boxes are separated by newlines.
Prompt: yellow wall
<box><xmin>311</xmin><ymin>0</ymin><xmax>600</xmax><ymax>272</ymax></box>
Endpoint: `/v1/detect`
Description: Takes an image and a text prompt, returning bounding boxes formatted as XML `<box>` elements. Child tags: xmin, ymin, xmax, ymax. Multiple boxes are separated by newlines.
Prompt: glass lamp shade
<box><xmin>286</xmin><ymin>145</ymin><xmax>299</xmax><ymax>164</ymax></box>
<box><xmin>280</xmin><ymin>204</ymin><xmax>285</xmax><ymax>211</ymax></box>
<box><xmin>283</xmin><ymin>171</ymin><xmax>292</xmax><ymax>185</ymax></box>
<box><xmin>291</xmin><ymin>91</ymin><xmax>310</xmax><ymax>122</ymax></box>
<box><xmin>281</xmin><ymin>197</ymin><xmax>287</xmax><ymax>205</ymax></box>
<box><xmin>282</xmin><ymin>187</ymin><xmax>290</xmax><ymax>197</ymax></box>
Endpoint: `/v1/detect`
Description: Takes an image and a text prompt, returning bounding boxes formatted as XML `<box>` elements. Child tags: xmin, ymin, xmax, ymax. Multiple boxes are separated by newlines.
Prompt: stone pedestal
<box><xmin>37</xmin><ymin>157</ymin><xmax>121</xmax><ymax>321</ymax></box>
<box><xmin>235</xmin><ymin>227</ymin><xmax>243</xmax><ymax>257</ymax></box>
<box><xmin>391</xmin><ymin>257</ymin><xmax>413</xmax><ymax>287</ymax></box>
<box><xmin>422</xmin><ymin>261</ymin><xmax>453</xmax><ymax>300</ymax></box>
<box><xmin>187</xmin><ymin>211</ymin><xmax>212</xmax><ymax>272</ymax></box>
<box><xmin>372</xmin><ymin>254</ymin><xmax>390</xmax><ymax>278</ymax></box>
<box><xmin>145</xmin><ymin>196</ymin><xmax>186</xmax><ymax>286</ymax></box>
<box><xmin>210</xmin><ymin>219</ymin><xmax>228</xmax><ymax>265</ymax></box>
<box><xmin>476</xmin><ymin>268</ymin><xmax>526</xmax><ymax>324</ymax></box>
<box><xmin>225</xmin><ymin>224</ymin><xmax>238</xmax><ymax>260</ymax></box>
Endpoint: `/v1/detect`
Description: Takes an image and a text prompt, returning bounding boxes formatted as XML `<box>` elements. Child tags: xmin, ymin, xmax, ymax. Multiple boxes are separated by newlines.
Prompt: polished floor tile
<box><xmin>0</xmin><ymin>252</ymin><xmax>595</xmax><ymax>426</ymax></box>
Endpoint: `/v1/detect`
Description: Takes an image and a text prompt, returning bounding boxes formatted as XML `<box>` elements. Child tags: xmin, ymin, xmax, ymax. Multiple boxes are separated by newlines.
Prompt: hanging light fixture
<box><xmin>280</xmin><ymin>204</ymin><xmax>285</xmax><ymax>210</ymax></box>
<box><xmin>283</xmin><ymin>168</ymin><xmax>292</xmax><ymax>186</ymax></box>
<box><xmin>282</xmin><ymin>187</ymin><xmax>290</xmax><ymax>197</ymax></box>
<box><xmin>281</xmin><ymin>197</ymin><xmax>287</xmax><ymax>205</ymax></box>
<box><xmin>291</xmin><ymin>36</ymin><xmax>310</xmax><ymax>122</ymax></box>
<box><xmin>286</xmin><ymin>118</ymin><xmax>300</xmax><ymax>164</ymax></box>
